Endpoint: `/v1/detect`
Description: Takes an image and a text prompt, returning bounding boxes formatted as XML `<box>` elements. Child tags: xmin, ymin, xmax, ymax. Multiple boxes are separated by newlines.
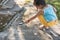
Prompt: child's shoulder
<box><xmin>47</xmin><ymin>4</ymin><xmax>53</xmax><ymax>7</ymax></box>
<box><xmin>43</xmin><ymin>4</ymin><xmax>55</xmax><ymax>13</ymax></box>
<box><xmin>45</xmin><ymin>4</ymin><xmax>53</xmax><ymax>8</ymax></box>
<box><xmin>44</xmin><ymin>4</ymin><xmax>53</xmax><ymax>10</ymax></box>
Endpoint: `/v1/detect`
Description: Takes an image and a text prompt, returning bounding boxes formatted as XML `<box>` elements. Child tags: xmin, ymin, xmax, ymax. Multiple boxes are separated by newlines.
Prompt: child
<box><xmin>25</xmin><ymin>0</ymin><xmax>60</xmax><ymax>36</ymax></box>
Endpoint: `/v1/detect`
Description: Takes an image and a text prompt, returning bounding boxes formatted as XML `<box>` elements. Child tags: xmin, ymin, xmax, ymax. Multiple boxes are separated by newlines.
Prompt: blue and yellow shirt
<box><xmin>43</xmin><ymin>4</ymin><xmax>57</xmax><ymax>22</ymax></box>
<box><xmin>37</xmin><ymin>4</ymin><xmax>58</xmax><ymax>27</ymax></box>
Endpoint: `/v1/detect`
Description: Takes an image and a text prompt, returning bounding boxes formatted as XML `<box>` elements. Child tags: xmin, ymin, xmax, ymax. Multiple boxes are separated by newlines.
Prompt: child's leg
<box><xmin>38</xmin><ymin>25</ymin><xmax>46</xmax><ymax>30</ymax></box>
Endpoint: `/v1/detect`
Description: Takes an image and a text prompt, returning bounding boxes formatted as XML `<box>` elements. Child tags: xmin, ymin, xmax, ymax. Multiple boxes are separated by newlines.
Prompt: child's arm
<box><xmin>25</xmin><ymin>10</ymin><xmax>43</xmax><ymax>23</ymax></box>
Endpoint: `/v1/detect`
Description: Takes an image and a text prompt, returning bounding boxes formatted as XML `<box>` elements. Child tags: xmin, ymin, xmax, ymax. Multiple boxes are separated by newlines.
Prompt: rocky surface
<box><xmin>0</xmin><ymin>0</ymin><xmax>60</xmax><ymax>40</ymax></box>
<box><xmin>0</xmin><ymin>0</ymin><xmax>41</xmax><ymax>40</ymax></box>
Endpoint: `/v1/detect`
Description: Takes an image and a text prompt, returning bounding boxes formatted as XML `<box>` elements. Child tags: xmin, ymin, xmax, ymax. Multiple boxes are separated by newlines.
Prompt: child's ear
<box><xmin>36</xmin><ymin>6</ymin><xmax>38</xmax><ymax>10</ymax></box>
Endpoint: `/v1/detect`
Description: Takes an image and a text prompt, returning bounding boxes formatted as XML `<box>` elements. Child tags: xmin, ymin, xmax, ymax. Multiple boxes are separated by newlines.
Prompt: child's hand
<box><xmin>25</xmin><ymin>20</ymin><xmax>30</xmax><ymax>23</ymax></box>
<box><xmin>37</xmin><ymin>9</ymin><xmax>43</xmax><ymax>15</ymax></box>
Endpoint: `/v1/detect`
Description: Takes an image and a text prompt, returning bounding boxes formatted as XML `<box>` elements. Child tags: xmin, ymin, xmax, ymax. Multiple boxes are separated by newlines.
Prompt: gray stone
<box><xmin>0</xmin><ymin>0</ymin><xmax>15</xmax><ymax>9</ymax></box>
<box><xmin>0</xmin><ymin>0</ymin><xmax>2</xmax><ymax>3</ymax></box>
<box><xmin>0</xmin><ymin>32</ymin><xmax>8</xmax><ymax>40</ymax></box>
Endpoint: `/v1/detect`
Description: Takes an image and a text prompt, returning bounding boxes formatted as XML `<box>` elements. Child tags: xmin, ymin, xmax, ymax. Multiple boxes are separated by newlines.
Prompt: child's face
<box><xmin>35</xmin><ymin>5</ymin><xmax>44</xmax><ymax>9</ymax></box>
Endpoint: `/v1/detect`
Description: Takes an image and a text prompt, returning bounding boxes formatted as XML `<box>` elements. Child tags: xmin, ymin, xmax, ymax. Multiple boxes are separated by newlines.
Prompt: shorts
<box><xmin>37</xmin><ymin>15</ymin><xmax>58</xmax><ymax>27</ymax></box>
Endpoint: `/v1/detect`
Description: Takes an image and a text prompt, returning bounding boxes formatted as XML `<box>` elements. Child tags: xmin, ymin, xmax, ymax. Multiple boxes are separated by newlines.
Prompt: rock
<box><xmin>0</xmin><ymin>32</ymin><xmax>8</xmax><ymax>40</ymax></box>
<box><xmin>38</xmin><ymin>30</ymin><xmax>53</xmax><ymax>40</ymax></box>
<box><xmin>0</xmin><ymin>0</ymin><xmax>15</xmax><ymax>9</ymax></box>
<box><xmin>0</xmin><ymin>13</ymin><xmax>15</xmax><ymax>32</ymax></box>
<box><xmin>0</xmin><ymin>0</ymin><xmax>2</xmax><ymax>2</ymax></box>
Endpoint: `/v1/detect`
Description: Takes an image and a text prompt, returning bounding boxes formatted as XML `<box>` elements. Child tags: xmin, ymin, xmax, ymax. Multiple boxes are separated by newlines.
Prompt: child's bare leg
<box><xmin>38</xmin><ymin>25</ymin><xmax>44</xmax><ymax>30</ymax></box>
<box><xmin>38</xmin><ymin>25</ymin><xmax>49</xmax><ymax>30</ymax></box>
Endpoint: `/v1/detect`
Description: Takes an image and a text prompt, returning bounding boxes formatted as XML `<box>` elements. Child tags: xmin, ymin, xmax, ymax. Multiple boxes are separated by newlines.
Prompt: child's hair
<box><xmin>34</xmin><ymin>0</ymin><xmax>46</xmax><ymax>6</ymax></box>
